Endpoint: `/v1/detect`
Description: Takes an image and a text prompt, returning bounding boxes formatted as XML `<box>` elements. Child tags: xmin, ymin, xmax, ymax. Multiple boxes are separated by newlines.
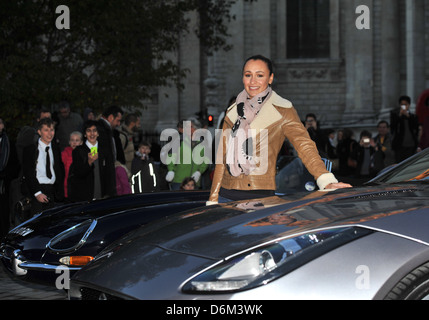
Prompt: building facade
<box><xmin>139</xmin><ymin>0</ymin><xmax>429</xmax><ymax>134</ymax></box>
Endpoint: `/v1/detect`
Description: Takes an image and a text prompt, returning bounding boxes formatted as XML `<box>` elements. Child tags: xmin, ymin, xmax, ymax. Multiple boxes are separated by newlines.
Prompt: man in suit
<box><xmin>22</xmin><ymin>118</ymin><xmax>64</xmax><ymax>216</ymax></box>
<box><xmin>96</xmin><ymin>105</ymin><xmax>124</xmax><ymax>196</ymax></box>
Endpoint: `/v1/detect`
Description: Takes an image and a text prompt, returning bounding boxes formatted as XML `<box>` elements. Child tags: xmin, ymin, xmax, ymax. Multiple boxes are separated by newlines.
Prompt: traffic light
<box><xmin>208</xmin><ymin>115</ymin><xmax>214</xmax><ymax>127</ymax></box>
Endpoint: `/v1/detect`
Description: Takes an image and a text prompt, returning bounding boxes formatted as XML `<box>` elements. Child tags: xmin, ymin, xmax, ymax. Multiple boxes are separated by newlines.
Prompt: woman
<box><xmin>207</xmin><ymin>55</ymin><xmax>351</xmax><ymax>205</ymax></box>
<box><xmin>68</xmin><ymin>120</ymin><xmax>115</xmax><ymax>202</ymax></box>
<box><xmin>61</xmin><ymin>131</ymin><xmax>83</xmax><ymax>199</ymax></box>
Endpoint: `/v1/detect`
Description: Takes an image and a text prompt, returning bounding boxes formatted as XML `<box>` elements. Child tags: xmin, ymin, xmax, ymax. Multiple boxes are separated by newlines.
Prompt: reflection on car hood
<box><xmin>100</xmin><ymin>184</ymin><xmax>429</xmax><ymax>261</ymax></box>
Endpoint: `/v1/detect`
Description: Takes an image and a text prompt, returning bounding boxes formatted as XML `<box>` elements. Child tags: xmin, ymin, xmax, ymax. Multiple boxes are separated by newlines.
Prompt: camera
<box><xmin>363</xmin><ymin>138</ymin><xmax>370</xmax><ymax>144</ymax></box>
<box><xmin>16</xmin><ymin>197</ymin><xmax>31</xmax><ymax>213</ymax></box>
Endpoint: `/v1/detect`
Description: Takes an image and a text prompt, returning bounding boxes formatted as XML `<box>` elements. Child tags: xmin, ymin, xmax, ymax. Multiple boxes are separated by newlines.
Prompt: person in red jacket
<box><xmin>61</xmin><ymin>131</ymin><xmax>83</xmax><ymax>199</ymax></box>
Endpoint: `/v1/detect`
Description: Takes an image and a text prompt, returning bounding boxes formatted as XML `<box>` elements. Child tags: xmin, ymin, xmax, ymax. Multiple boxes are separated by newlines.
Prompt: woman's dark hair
<box><xmin>243</xmin><ymin>55</ymin><xmax>274</xmax><ymax>75</ymax></box>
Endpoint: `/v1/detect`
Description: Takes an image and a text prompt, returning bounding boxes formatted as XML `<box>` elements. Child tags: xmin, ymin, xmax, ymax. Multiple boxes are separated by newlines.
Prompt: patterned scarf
<box><xmin>226</xmin><ymin>87</ymin><xmax>272</xmax><ymax>177</ymax></box>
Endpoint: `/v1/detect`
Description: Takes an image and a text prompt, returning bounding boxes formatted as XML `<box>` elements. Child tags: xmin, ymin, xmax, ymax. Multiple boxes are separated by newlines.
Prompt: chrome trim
<box><xmin>8</xmin><ymin>213</ymin><xmax>42</xmax><ymax>234</ymax></box>
<box><xmin>47</xmin><ymin>219</ymin><xmax>98</xmax><ymax>254</ymax></box>
<box><xmin>12</xmin><ymin>250</ymin><xmax>27</xmax><ymax>276</ymax></box>
<box><xmin>18</xmin><ymin>261</ymin><xmax>81</xmax><ymax>272</ymax></box>
<box><xmin>9</xmin><ymin>226</ymin><xmax>34</xmax><ymax>237</ymax></box>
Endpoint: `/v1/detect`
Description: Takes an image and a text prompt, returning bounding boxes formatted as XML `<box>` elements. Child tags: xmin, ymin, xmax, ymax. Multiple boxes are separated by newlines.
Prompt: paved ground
<box><xmin>0</xmin><ymin>264</ymin><xmax>67</xmax><ymax>300</ymax></box>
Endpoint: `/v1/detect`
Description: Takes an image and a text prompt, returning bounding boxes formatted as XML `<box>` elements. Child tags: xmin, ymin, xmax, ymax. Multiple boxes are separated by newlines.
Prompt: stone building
<box><xmin>139</xmin><ymin>0</ymin><xmax>429</xmax><ymax>135</ymax></box>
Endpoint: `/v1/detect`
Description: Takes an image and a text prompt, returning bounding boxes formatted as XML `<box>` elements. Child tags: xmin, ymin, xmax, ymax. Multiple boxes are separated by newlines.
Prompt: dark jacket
<box><xmin>68</xmin><ymin>143</ymin><xmax>116</xmax><ymax>202</ymax></box>
<box><xmin>390</xmin><ymin>110</ymin><xmax>420</xmax><ymax>151</ymax></box>
<box><xmin>130</xmin><ymin>156</ymin><xmax>160</xmax><ymax>193</ymax></box>
<box><xmin>96</xmin><ymin>119</ymin><xmax>118</xmax><ymax>196</ymax></box>
<box><xmin>354</xmin><ymin>145</ymin><xmax>377</xmax><ymax>178</ymax></box>
<box><xmin>22</xmin><ymin>141</ymin><xmax>64</xmax><ymax>201</ymax></box>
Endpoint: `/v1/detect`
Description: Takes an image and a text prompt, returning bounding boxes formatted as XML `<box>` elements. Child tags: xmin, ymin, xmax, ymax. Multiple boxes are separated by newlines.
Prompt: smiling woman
<box><xmin>207</xmin><ymin>55</ymin><xmax>351</xmax><ymax>205</ymax></box>
<box><xmin>242</xmin><ymin>58</ymin><xmax>274</xmax><ymax>98</ymax></box>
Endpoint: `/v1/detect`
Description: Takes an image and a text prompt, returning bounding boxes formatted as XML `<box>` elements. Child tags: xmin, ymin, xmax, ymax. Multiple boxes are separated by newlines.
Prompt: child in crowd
<box><xmin>131</xmin><ymin>141</ymin><xmax>159</xmax><ymax>193</ymax></box>
<box><xmin>180</xmin><ymin>177</ymin><xmax>196</xmax><ymax>190</ymax></box>
<box><xmin>61</xmin><ymin>131</ymin><xmax>83</xmax><ymax>198</ymax></box>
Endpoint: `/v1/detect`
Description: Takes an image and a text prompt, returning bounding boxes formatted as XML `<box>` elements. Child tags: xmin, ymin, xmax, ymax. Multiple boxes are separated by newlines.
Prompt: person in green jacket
<box><xmin>165</xmin><ymin>118</ymin><xmax>209</xmax><ymax>190</ymax></box>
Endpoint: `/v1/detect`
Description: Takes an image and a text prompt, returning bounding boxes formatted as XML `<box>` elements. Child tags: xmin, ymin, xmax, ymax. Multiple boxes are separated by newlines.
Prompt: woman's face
<box><xmin>242</xmin><ymin>59</ymin><xmax>274</xmax><ymax>98</ymax></box>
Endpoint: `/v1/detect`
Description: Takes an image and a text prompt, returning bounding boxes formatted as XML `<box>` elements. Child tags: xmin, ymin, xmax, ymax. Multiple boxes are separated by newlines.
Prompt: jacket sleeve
<box><xmin>207</xmin><ymin>119</ymin><xmax>232</xmax><ymax>204</ymax></box>
<box><xmin>22</xmin><ymin>145</ymin><xmax>40</xmax><ymax>197</ymax></box>
<box><xmin>280</xmin><ymin>107</ymin><xmax>338</xmax><ymax>190</ymax></box>
<box><xmin>53</xmin><ymin>144</ymin><xmax>65</xmax><ymax>201</ymax></box>
<box><xmin>72</xmin><ymin>147</ymin><xmax>92</xmax><ymax>178</ymax></box>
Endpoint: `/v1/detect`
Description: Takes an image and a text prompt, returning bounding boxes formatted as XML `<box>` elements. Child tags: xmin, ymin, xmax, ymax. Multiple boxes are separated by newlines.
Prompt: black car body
<box><xmin>0</xmin><ymin>155</ymin><xmax>331</xmax><ymax>286</ymax></box>
<box><xmin>0</xmin><ymin>191</ymin><xmax>209</xmax><ymax>285</ymax></box>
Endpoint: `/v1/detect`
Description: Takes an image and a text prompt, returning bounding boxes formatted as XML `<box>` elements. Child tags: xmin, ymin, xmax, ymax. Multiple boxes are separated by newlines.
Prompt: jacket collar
<box><xmin>226</xmin><ymin>91</ymin><xmax>290</xmax><ymax>130</ymax></box>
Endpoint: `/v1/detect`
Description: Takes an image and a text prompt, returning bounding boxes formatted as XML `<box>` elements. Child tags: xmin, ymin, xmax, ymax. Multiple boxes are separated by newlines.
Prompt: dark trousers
<box><xmin>30</xmin><ymin>184</ymin><xmax>57</xmax><ymax>216</ymax></box>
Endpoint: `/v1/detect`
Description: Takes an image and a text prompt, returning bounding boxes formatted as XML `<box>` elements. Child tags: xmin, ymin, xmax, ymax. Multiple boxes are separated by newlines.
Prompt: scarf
<box><xmin>226</xmin><ymin>87</ymin><xmax>272</xmax><ymax>177</ymax></box>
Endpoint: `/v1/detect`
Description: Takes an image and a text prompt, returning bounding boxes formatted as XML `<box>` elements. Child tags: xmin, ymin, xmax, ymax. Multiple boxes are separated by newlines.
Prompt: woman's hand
<box><xmin>325</xmin><ymin>182</ymin><xmax>353</xmax><ymax>190</ymax></box>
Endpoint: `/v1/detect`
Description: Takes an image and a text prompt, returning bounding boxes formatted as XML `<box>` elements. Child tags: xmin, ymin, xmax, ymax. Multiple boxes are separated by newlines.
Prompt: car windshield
<box><xmin>369</xmin><ymin>148</ymin><xmax>429</xmax><ymax>184</ymax></box>
<box><xmin>275</xmin><ymin>156</ymin><xmax>331</xmax><ymax>194</ymax></box>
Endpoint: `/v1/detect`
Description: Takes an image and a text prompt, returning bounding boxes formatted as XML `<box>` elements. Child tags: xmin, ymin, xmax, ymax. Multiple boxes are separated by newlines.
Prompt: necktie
<box><xmin>45</xmin><ymin>146</ymin><xmax>52</xmax><ymax>179</ymax></box>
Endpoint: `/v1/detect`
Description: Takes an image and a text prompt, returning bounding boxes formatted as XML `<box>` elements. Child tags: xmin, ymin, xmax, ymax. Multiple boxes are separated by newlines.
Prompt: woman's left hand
<box><xmin>325</xmin><ymin>182</ymin><xmax>353</xmax><ymax>190</ymax></box>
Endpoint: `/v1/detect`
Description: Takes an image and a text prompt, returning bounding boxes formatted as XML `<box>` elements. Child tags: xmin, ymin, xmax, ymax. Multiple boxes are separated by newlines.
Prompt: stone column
<box><xmin>405</xmin><ymin>0</ymin><xmax>426</xmax><ymax>109</ymax></box>
<box><xmin>379</xmin><ymin>0</ymin><xmax>400</xmax><ymax>120</ymax></box>
<box><xmin>343</xmin><ymin>0</ymin><xmax>376</xmax><ymax>124</ymax></box>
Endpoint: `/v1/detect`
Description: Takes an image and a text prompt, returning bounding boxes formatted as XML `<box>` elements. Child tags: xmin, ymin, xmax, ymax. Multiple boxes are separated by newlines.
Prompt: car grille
<box><xmin>80</xmin><ymin>287</ymin><xmax>123</xmax><ymax>300</ymax></box>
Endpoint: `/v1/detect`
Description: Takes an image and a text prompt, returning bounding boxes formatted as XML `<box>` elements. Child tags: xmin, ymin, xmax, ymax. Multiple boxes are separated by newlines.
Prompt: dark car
<box><xmin>0</xmin><ymin>191</ymin><xmax>209</xmax><ymax>285</ymax></box>
<box><xmin>0</xmin><ymin>155</ymin><xmax>333</xmax><ymax>287</ymax></box>
<box><xmin>68</xmin><ymin>149</ymin><xmax>429</xmax><ymax>300</ymax></box>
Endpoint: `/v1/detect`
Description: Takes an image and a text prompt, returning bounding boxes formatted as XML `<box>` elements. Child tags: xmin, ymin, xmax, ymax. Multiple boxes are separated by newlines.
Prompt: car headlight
<box><xmin>47</xmin><ymin>219</ymin><xmax>97</xmax><ymax>254</ymax></box>
<box><xmin>182</xmin><ymin>227</ymin><xmax>372</xmax><ymax>293</ymax></box>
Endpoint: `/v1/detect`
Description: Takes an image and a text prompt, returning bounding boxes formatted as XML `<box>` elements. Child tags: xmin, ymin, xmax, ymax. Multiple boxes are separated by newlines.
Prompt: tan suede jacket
<box><xmin>208</xmin><ymin>91</ymin><xmax>338</xmax><ymax>204</ymax></box>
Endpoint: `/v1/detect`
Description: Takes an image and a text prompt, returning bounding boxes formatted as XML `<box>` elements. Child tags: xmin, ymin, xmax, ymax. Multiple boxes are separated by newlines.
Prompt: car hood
<box><xmin>2</xmin><ymin>191</ymin><xmax>209</xmax><ymax>259</ymax></box>
<box><xmin>107</xmin><ymin>184</ymin><xmax>429</xmax><ymax>260</ymax></box>
<box><xmin>72</xmin><ymin>183</ymin><xmax>429</xmax><ymax>299</ymax></box>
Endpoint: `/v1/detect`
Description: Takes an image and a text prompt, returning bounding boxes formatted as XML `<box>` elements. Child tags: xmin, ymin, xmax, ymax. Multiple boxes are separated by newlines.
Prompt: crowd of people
<box><xmin>0</xmin><ymin>105</ymin><xmax>204</xmax><ymax>236</ymax></box>
<box><xmin>0</xmin><ymin>92</ymin><xmax>427</xmax><ymax>237</ymax></box>
<box><xmin>301</xmin><ymin>95</ymin><xmax>425</xmax><ymax>186</ymax></box>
